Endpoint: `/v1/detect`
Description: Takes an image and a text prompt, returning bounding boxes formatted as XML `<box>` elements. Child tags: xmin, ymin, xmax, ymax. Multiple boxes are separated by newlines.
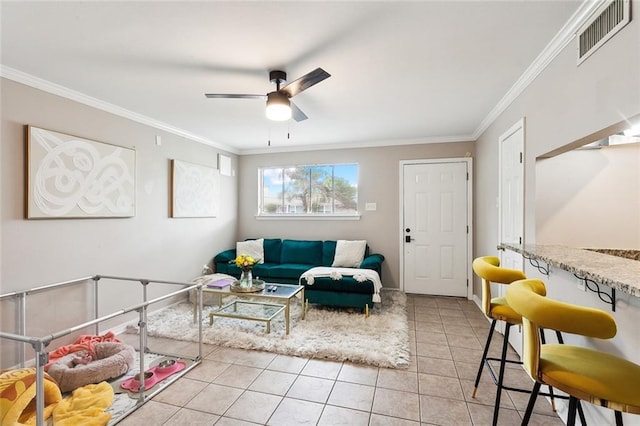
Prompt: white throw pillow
<box><xmin>236</xmin><ymin>238</ymin><xmax>264</xmax><ymax>263</ymax></box>
<box><xmin>332</xmin><ymin>240</ymin><xmax>367</xmax><ymax>268</ymax></box>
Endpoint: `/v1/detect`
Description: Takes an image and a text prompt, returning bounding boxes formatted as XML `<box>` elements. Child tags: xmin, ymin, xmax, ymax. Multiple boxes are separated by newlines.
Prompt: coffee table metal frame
<box><xmin>194</xmin><ymin>282</ymin><xmax>305</xmax><ymax>335</ymax></box>
<box><xmin>210</xmin><ymin>300</ymin><xmax>286</xmax><ymax>334</ymax></box>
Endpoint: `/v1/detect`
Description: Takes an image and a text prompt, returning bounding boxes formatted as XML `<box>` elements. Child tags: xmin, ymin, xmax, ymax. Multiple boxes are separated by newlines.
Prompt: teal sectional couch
<box><xmin>213</xmin><ymin>238</ymin><xmax>385</xmax><ymax>309</ymax></box>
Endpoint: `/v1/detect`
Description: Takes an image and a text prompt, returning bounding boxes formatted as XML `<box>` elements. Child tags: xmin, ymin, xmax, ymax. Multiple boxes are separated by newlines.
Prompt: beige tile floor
<box><xmin>117</xmin><ymin>294</ymin><xmax>565</xmax><ymax>425</ymax></box>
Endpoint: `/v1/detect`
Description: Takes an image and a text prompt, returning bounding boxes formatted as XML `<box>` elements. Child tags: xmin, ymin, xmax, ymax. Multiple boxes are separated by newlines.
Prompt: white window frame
<box><xmin>257</xmin><ymin>163</ymin><xmax>361</xmax><ymax>220</ymax></box>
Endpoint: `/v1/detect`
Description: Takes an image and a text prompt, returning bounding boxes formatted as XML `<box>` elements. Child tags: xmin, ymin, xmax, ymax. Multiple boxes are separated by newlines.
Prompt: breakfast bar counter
<box><xmin>497</xmin><ymin>243</ymin><xmax>640</xmax><ymax>298</ymax></box>
<box><xmin>497</xmin><ymin>243</ymin><xmax>640</xmax><ymax>424</ymax></box>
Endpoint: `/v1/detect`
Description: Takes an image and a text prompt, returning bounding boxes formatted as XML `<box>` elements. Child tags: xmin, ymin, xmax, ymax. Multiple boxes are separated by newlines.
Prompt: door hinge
<box><xmin>467</xmin><ymin>278</ymin><xmax>469</xmax><ymax>287</ymax></box>
<box><xmin>467</xmin><ymin>225</ymin><xmax>469</xmax><ymax>234</ymax></box>
<box><xmin>519</xmin><ymin>236</ymin><xmax>522</xmax><ymax>244</ymax></box>
<box><xmin>519</xmin><ymin>152</ymin><xmax>523</xmax><ymax>163</ymax></box>
<box><xmin>466</xmin><ymin>172</ymin><xmax>469</xmax><ymax>180</ymax></box>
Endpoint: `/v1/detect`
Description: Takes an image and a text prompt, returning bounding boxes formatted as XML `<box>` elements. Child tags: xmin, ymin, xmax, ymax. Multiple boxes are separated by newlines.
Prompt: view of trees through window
<box><xmin>260</xmin><ymin>164</ymin><xmax>358</xmax><ymax>215</ymax></box>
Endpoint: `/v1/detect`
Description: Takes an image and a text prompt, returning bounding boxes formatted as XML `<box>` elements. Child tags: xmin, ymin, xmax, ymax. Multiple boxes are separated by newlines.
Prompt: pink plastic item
<box><xmin>120</xmin><ymin>361</ymin><xmax>185</xmax><ymax>392</ymax></box>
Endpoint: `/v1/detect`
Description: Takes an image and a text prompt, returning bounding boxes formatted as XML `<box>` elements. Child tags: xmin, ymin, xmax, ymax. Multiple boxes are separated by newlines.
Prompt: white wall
<box><xmin>536</xmin><ymin>143</ymin><xmax>640</xmax><ymax>248</ymax></box>
<box><xmin>474</xmin><ymin>4</ymin><xmax>640</xmax><ymax>424</ymax></box>
<box><xmin>237</xmin><ymin>142</ymin><xmax>474</xmax><ymax>289</ymax></box>
<box><xmin>475</xmin><ymin>4</ymin><xmax>639</xmax><ymax>264</ymax></box>
<box><xmin>1</xmin><ymin>79</ymin><xmax>239</xmax><ymax>344</ymax></box>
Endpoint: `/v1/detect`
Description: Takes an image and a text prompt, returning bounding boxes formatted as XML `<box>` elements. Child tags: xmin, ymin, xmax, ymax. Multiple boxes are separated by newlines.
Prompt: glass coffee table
<box><xmin>194</xmin><ymin>282</ymin><xmax>305</xmax><ymax>335</ymax></box>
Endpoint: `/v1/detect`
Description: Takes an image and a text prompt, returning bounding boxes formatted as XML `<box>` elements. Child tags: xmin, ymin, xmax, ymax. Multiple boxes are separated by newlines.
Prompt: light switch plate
<box><xmin>365</xmin><ymin>202</ymin><xmax>377</xmax><ymax>211</ymax></box>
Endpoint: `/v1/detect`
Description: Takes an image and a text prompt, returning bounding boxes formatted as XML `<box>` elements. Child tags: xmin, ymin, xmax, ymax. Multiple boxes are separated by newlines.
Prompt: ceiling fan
<box><xmin>205</xmin><ymin>68</ymin><xmax>331</xmax><ymax>122</ymax></box>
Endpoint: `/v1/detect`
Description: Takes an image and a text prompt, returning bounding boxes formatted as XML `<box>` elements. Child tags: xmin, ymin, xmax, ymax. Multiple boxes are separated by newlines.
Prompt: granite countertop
<box><xmin>585</xmin><ymin>248</ymin><xmax>640</xmax><ymax>261</ymax></box>
<box><xmin>497</xmin><ymin>243</ymin><xmax>640</xmax><ymax>298</ymax></box>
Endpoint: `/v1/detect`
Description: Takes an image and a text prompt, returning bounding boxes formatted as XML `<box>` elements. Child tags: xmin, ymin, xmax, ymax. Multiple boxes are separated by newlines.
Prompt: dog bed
<box><xmin>0</xmin><ymin>368</ymin><xmax>62</xmax><ymax>426</ymax></box>
<box><xmin>47</xmin><ymin>342</ymin><xmax>135</xmax><ymax>393</ymax></box>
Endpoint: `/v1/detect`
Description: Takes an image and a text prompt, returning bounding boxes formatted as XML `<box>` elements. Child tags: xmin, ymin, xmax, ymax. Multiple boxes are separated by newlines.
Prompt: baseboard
<box><xmin>109</xmin><ymin>298</ymin><xmax>189</xmax><ymax>336</ymax></box>
<box><xmin>472</xmin><ymin>293</ymin><xmax>482</xmax><ymax>309</ymax></box>
<box><xmin>108</xmin><ymin>316</ymin><xmax>140</xmax><ymax>337</ymax></box>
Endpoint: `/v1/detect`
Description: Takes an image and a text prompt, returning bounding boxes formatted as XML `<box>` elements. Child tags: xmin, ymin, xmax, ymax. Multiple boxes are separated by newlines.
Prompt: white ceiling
<box><xmin>1</xmin><ymin>1</ymin><xmax>582</xmax><ymax>154</ymax></box>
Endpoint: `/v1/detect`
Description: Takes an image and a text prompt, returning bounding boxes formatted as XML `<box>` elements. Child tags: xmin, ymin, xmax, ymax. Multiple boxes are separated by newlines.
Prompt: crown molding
<box><xmin>1</xmin><ymin>0</ymin><xmax>605</xmax><ymax>154</ymax></box>
<box><xmin>473</xmin><ymin>0</ymin><xmax>605</xmax><ymax>139</ymax></box>
<box><xmin>0</xmin><ymin>65</ymin><xmax>238</xmax><ymax>155</ymax></box>
<box><xmin>239</xmin><ymin>134</ymin><xmax>474</xmax><ymax>155</ymax></box>
<box><xmin>2</xmin><ymin>65</ymin><xmax>469</xmax><ymax>155</ymax></box>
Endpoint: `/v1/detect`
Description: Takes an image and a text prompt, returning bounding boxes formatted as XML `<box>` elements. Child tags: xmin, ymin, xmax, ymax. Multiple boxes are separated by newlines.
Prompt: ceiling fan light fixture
<box><xmin>266</xmin><ymin>92</ymin><xmax>292</xmax><ymax>121</ymax></box>
<box><xmin>205</xmin><ymin>68</ymin><xmax>330</xmax><ymax>123</ymax></box>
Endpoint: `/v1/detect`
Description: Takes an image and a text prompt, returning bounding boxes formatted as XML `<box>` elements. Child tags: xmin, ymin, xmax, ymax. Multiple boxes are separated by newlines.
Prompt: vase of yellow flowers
<box><xmin>235</xmin><ymin>254</ymin><xmax>258</xmax><ymax>288</ymax></box>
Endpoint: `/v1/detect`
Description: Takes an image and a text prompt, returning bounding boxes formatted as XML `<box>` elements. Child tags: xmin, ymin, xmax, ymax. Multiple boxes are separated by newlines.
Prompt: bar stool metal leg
<box><xmin>521</xmin><ymin>379</ymin><xmax>588</xmax><ymax>426</ymax></box>
<box><xmin>472</xmin><ymin>319</ymin><xmax>497</xmax><ymax>398</ymax></box>
<box><xmin>578</xmin><ymin>402</ymin><xmax>587</xmax><ymax>425</ymax></box>
<box><xmin>521</xmin><ymin>381</ymin><xmax>541</xmax><ymax>425</ymax></box>
<box><xmin>567</xmin><ymin>397</ymin><xmax>579</xmax><ymax>426</ymax></box>
<box><xmin>491</xmin><ymin>323</ymin><xmax>512</xmax><ymax>426</ymax></box>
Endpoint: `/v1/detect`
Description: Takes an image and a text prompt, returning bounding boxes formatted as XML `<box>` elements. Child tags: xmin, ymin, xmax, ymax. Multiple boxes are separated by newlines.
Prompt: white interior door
<box><xmin>498</xmin><ymin>119</ymin><xmax>525</xmax><ymax>354</ymax></box>
<box><xmin>402</xmin><ymin>160</ymin><xmax>471</xmax><ymax>297</ymax></box>
<box><xmin>499</xmin><ymin>122</ymin><xmax>525</xmax><ymax>252</ymax></box>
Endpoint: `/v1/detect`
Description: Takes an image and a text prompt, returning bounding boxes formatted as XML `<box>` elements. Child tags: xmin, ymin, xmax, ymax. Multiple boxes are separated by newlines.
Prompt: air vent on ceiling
<box><xmin>577</xmin><ymin>0</ymin><xmax>631</xmax><ymax>65</ymax></box>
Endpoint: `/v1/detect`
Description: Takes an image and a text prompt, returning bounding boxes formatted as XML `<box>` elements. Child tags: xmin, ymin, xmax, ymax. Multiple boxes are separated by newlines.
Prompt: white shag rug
<box><xmin>127</xmin><ymin>289</ymin><xmax>409</xmax><ymax>368</ymax></box>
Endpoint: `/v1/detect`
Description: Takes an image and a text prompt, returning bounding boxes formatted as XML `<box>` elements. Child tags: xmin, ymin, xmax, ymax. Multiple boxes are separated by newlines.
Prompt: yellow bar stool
<box><xmin>472</xmin><ymin>256</ymin><xmax>529</xmax><ymax>425</ymax></box>
<box><xmin>472</xmin><ymin>256</ymin><xmax>569</xmax><ymax>425</ymax></box>
<box><xmin>506</xmin><ymin>279</ymin><xmax>640</xmax><ymax>426</ymax></box>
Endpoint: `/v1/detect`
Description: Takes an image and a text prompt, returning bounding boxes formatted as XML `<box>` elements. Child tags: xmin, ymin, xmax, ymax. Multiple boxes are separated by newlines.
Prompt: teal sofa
<box><xmin>213</xmin><ymin>238</ymin><xmax>385</xmax><ymax>309</ymax></box>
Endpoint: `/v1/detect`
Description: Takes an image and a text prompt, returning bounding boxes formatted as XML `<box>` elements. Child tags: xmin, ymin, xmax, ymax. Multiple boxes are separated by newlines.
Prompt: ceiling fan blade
<box><xmin>291</xmin><ymin>102</ymin><xmax>308</xmax><ymax>122</ymax></box>
<box><xmin>281</xmin><ymin>68</ymin><xmax>331</xmax><ymax>98</ymax></box>
<box><xmin>204</xmin><ymin>94</ymin><xmax>265</xmax><ymax>99</ymax></box>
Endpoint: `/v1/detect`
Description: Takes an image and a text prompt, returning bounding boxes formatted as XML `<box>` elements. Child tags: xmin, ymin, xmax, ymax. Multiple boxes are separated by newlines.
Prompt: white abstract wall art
<box><xmin>26</xmin><ymin>126</ymin><xmax>135</xmax><ymax>219</ymax></box>
<box><xmin>171</xmin><ymin>159</ymin><xmax>219</xmax><ymax>218</ymax></box>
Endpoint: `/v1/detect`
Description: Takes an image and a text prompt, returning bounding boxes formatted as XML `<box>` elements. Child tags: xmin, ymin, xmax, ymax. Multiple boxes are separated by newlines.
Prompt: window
<box><xmin>259</xmin><ymin>163</ymin><xmax>358</xmax><ymax>216</ymax></box>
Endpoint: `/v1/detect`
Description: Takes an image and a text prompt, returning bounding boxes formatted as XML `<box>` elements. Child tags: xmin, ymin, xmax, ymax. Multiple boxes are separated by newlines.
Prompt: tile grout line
<box><xmin>124</xmin><ymin>294</ymin><xmax>564</xmax><ymax>426</ymax></box>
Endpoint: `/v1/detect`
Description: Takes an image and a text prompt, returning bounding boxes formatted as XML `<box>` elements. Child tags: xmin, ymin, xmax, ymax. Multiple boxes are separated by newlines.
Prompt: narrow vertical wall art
<box><xmin>26</xmin><ymin>126</ymin><xmax>136</xmax><ymax>219</ymax></box>
<box><xmin>170</xmin><ymin>159</ymin><xmax>219</xmax><ymax>218</ymax></box>
<box><xmin>218</xmin><ymin>153</ymin><xmax>232</xmax><ymax>176</ymax></box>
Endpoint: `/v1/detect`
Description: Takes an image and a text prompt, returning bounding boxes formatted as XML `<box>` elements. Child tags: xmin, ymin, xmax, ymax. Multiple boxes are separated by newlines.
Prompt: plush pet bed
<box><xmin>0</xmin><ymin>368</ymin><xmax>62</xmax><ymax>426</ymax></box>
<box><xmin>47</xmin><ymin>342</ymin><xmax>135</xmax><ymax>393</ymax></box>
<box><xmin>45</xmin><ymin>331</ymin><xmax>121</xmax><ymax>370</ymax></box>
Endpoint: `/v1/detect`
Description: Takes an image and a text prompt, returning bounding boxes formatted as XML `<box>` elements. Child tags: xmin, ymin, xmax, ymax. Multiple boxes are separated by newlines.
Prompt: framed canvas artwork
<box><xmin>171</xmin><ymin>159</ymin><xmax>219</xmax><ymax>218</ymax></box>
<box><xmin>218</xmin><ymin>153</ymin><xmax>232</xmax><ymax>176</ymax></box>
<box><xmin>26</xmin><ymin>126</ymin><xmax>136</xmax><ymax>219</ymax></box>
